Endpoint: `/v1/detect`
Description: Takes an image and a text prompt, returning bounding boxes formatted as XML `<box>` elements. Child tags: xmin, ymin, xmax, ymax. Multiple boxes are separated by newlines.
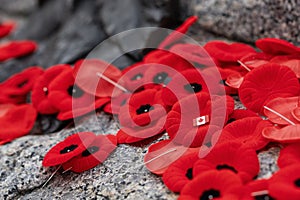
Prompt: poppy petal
<box><xmin>42</xmin><ymin>132</ymin><xmax>96</xmax><ymax>167</ymax></box>
<box><xmin>269</xmin><ymin>164</ymin><xmax>300</xmax><ymax>199</ymax></box>
<box><xmin>262</xmin><ymin>124</ymin><xmax>300</xmax><ymax>143</ymax></box>
<box><xmin>0</xmin><ymin>104</ymin><xmax>37</xmax><ymax>142</ymax></box>
<box><xmin>62</xmin><ymin>134</ymin><xmax>117</xmax><ymax>173</ymax></box>
<box><xmin>256</xmin><ymin>38</ymin><xmax>300</xmax><ymax>55</ymax></box>
<box><xmin>0</xmin><ymin>40</ymin><xmax>37</xmax><ymax>62</ymax></box>
<box><xmin>0</xmin><ymin>21</ymin><xmax>15</xmax><ymax>38</ymax></box>
<box><xmin>73</xmin><ymin>59</ymin><xmax>123</xmax><ymax>97</ymax></box>
<box><xmin>264</xmin><ymin>96</ymin><xmax>300</xmax><ymax>125</ymax></box>
<box><xmin>270</xmin><ymin>55</ymin><xmax>300</xmax><ymax>78</ymax></box>
<box><xmin>278</xmin><ymin>142</ymin><xmax>300</xmax><ymax>168</ymax></box>
<box><xmin>228</xmin><ymin>109</ymin><xmax>258</xmax><ymax>123</ymax></box>
<box><xmin>179</xmin><ymin>170</ymin><xmax>246</xmax><ymax>200</ymax></box>
<box><xmin>239</xmin><ymin>63</ymin><xmax>300</xmax><ymax>114</ymax></box>
<box><xmin>240</xmin><ymin>52</ymin><xmax>273</xmax><ymax>69</ymax></box>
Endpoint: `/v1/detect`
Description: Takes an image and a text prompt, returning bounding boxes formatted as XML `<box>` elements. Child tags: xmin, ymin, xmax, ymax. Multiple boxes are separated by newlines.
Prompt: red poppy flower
<box><xmin>193</xmin><ymin>142</ymin><xmax>259</xmax><ymax>183</ymax></box>
<box><xmin>162</xmin><ymin>152</ymin><xmax>200</xmax><ymax>192</ymax></box>
<box><xmin>268</xmin><ymin>164</ymin><xmax>300</xmax><ymax>199</ymax></box>
<box><xmin>219</xmin><ymin>117</ymin><xmax>272</xmax><ymax>150</ymax></box>
<box><xmin>246</xmin><ymin>179</ymin><xmax>274</xmax><ymax>200</ymax></box>
<box><xmin>42</xmin><ymin>132</ymin><xmax>96</xmax><ymax>167</ymax></box>
<box><xmin>262</xmin><ymin>124</ymin><xmax>300</xmax><ymax>143</ymax></box>
<box><xmin>239</xmin><ymin>52</ymin><xmax>273</xmax><ymax>69</ymax></box>
<box><xmin>256</xmin><ymin>38</ymin><xmax>300</xmax><ymax>55</ymax></box>
<box><xmin>239</xmin><ymin>63</ymin><xmax>300</xmax><ymax>114</ymax></box>
<box><xmin>270</xmin><ymin>55</ymin><xmax>300</xmax><ymax>78</ymax></box>
<box><xmin>31</xmin><ymin>64</ymin><xmax>71</xmax><ymax>114</ymax></box>
<box><xmin>73</xmin><ymin>59</ymin><xmax>123</xmax><ymax>97</ymax></box>
<box><xmin>48</xmin><ymin>68</ymin><xmax>110</xmax><ymax>120</ymax></box>
<box><xmin>264</xmin><ymin>96</ymin><xmax>300</xmax><ymax>125</ymax></box>
<box><xmin>0</xmin><ymin>21</ymin><xmax>15</xmax><ymax>38</ymax></box>
<box><xmin>0</xmin><ymin>104</ymin><xmax>37</xmax><ymax>144</ymax></box>
<box><xmin>204</xmin><ymin>40</ymin><xmax>256</xmax><ymax>63</ymax></box>
<box><xmin>166</xmin><ymin>93</ymin><xmax>234</xmax><ymax>147</ymax></box>
<box><xmin>0</xmin><ymin>66</ymin><xmax>44</xmax><ymax>104</ymax></box>
<box><xmin>228</xmin><ymin>109</ymin><xmax>258</xmax><ymax>123</ymax></box>
<box><xmin>161</xmin><ymin>68</ymin><xmax>223</xmax><ymax>106</ymax></box>
<box><xmin>118</xmin><ymin>89</ymin><xmax>167</xmax><ymax>127</ymax></box>
<box><xmin>158</xmin><ymin>16</ymin><xmax>197</xmax><ymax>49</ymax></box>
<box><xmin>278</xmin><ymin>142</ymin><xmax>300</xmax><ymax>168</ymax></box>
<box><xmin>0</xmin><ymin>40</ymin><xmax>37</xmax><ymax>62</ymax></box>
<box><xmin>62</xmin><ymin>134</ymin><xmax>117</xmax><ymax>173</ymax></box>
<box><xmin>168</xmin><ymin>43</ymin><xmax>215</xmax><ymax>67</ymax></box>
<box><xmin>178</xmin><ymin>170</ymin><xmax>246</xmax><ymax>200</ymax></box>
<box><xmin>144</xmin><ymin>139</ymin><xmax>202</xmax><ymax>175</ymax></box>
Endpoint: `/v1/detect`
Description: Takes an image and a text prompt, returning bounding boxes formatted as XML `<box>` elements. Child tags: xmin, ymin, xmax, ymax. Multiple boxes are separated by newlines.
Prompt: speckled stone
<box><xmin>182</xmin><ymin>0</ymin><xmax>300</xmax><ymax>45</ymax></box>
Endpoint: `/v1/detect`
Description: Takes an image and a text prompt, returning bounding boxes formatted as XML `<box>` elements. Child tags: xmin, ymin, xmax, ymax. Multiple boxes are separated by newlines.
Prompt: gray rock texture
<box><xmin>181</xmin><ymin>0</ymin><xmax>300</xmax><ymax>45</ymax></box>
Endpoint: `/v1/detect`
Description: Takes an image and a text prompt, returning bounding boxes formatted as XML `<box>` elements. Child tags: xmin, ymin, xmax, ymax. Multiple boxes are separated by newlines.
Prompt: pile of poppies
<box><xmin>2</xmin><ymin>16</ymin><xmax>300</xmax><ymax>199</ymax></box>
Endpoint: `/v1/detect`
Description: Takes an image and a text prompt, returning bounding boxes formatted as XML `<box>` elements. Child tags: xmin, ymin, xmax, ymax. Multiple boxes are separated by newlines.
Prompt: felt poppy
<box><xmin>0</xmin><ymin>40</ymin><xmax>37</xmax><ymax>62</ymax></box>
<box><xmin>278</xmin><ymin>142</ymin><xmax>300</xmax><ymax>168</ymax></box>
<box><xmin>31</xmin><ymin>64</ymin><xmax>71</xmax><ymax>114</ymax></box>
<box><xmin>270</xmin><ymin>55</ymin><xmax>300</xmax><ymax>78</ymax></box>
<box><xmin>219</xmin><ymin>117</ymin><xmax>272</xmax><ymax>150</ymax></box>
<box><xmin>144</xmin><ymin>139</ymin><xmax>202</xmax><ymax>175</ymax></box>
<box><xmin>162</xmin><ymin>152</ymin><xmax>201</xmax><ymax>192</ymax></box>
<box><xmin>262</xmin><ymin>124</ymin><xmax>300</xmax><ymax>143</ymax></box>
<box><xmin>263</xmin><ymin>96</ymin><xmax>300</xmax><ymax>125</ymax></box>
<box><xmin>246</xmin><ymin>179</ymin><xmax>274</xmax><ymax>200</ymax></box>
<box><xmin>73</xmin><ymin>59</ymin><xmax>123</xmax><ymax>97</ymax></box>
<box><xmin>0</xmin><ymin>66</ymin><xmax>44</xmax><ymax>104</ymax></box>
<box><xmin>42</xmin><ymin>132</ymin><xmax>96</xmax><ymax>167</ymax></box>
<box><xmin>239</xmin><ymin>63</ymin><xmax>300</xmax><ymax>114</ymax></box>
<box><xmin>166</xmin><ymin>93</ymin><xmax>234</xmax><ymax>147</ymax></box>
<box><xmin>62</xmin><ymin>134</ymin><xmax>117</xmax><ymax>173</ymax></box>
<box><xmin>178</xmin><ymin>170</ymin><xmax>246</xmax><ymax>200</ymax></box>
<box><xmin>255</xmin><ymin>38</ymin><xmax>300</xmax><ymax>55</ymax></box>
<box><xmin>239</xmin><ymin>52</ymin><xmax>273</xmax><ymax>69</ymax></box>
<box><xmin>0</xmin><ymin>103</ymin><xmax>16</xmax><ymax>117</ymax></box>
<box><xmin>168</xmin><ymin>43</ymin><xmax>215</xmax><ymax>67</ymax></box>
<box><xmin>204</xmin><ymin>40</ymin><xmax>256</xmax><ymax>63</ymax></box>
<box><xmin>0</xmin><ymin>104</ymin><xmax>37</xmax><ymax>144</ymax></box>
<box><xmin>193</xmin><ymin>142</ymin><xmax>260</xmax><ymax>183</ymax></box>
<box><xmin>118</xmin><ymin>89</ymin><xmax>167</xmax><ymax>127</ymax></box>
<box><xmin>48</xmin><ymin>68</ymin><xmax>110</xmax><ymax>120</ymax></box>
<box><xmin>268</xmin><ymin>164</ymin><xmax>300</xmax><ymax>200</ymax></box>
<box><xmin>0</xmin><ymin>21</ymin><xmax>15</xmax><ymax>38</ymax></box>
<box><xmin>161</xmin><ymin>68</ymin><xmax>223</xmax><ymax>106</ymax></box>
<box><xmin>228</xmin><ymin>109</ymin><xmax>258</xmax><ymax>123</ymax></box>
<box><xmin>158</xmin><ymin>16</ymin><xmax>198</xmax><ymax>49</ymax></box>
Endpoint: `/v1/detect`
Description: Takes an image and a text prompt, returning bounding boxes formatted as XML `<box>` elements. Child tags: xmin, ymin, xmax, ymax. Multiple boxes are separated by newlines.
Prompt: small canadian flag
<box><xmin>193</xmin><ymin>115</ymin><xmax>210</xmax><ymax>127</ymax></box>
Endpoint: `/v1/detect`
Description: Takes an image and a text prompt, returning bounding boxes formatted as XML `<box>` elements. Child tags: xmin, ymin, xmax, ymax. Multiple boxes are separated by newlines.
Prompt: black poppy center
<box><xmin>254</xmin><ymin>194</ymin><xmax>275</xmax><ymax>200</ymax></box>
<box><xmin>60</xmin><ymin>144</ymin><xmax>78</xmax><ymax>154</ymax></box>
<box><xmin>184</xmin><ymin>83</ymin><xmax>202</xmax><ymax>93</ymax></box>
<box><xmin>67</xmin><ymin>84</ymin><xmax>84</xmax><ymax>98</ymax></box>
<box><xmin>216</xmin><ymin>164</ymin><xmax>238</xmax><ymax>174</ymax></box>
<box><xmin>131</xmin><ymin>73</ymin><xmax>143</xmax><ymax>81</ymax></box>
<box><xmin>200</xmin><ymin>189</ymin><xmax>221</xmax><ymax>200</ymax></box>
<box><xmin>185</xmin><ymin>168</ymin><xmax>193</xmax><ymax>180</ymax></box>
<box><xmin>153</xmin><ymin>72</ymin><xmax>168</xmax><ymax>84</ymax></box>
<box><xmin>82</xmin><ymin>146</ymin><xmax>100</xmax><ymax>157</ymax></box>
<box><xmin>17</xmin><ymin>80</ymin><xmax>28</xmax><ymax>88</ymax></box>
<box><xmin>294</xmin><ymin>178</ymin><xmax>300</xmax><ymax>187</ymax></box>
<box><xmin>136</xmin><ymin>104</ymin><xmax>154</xmax><ymax>115</ymax></box>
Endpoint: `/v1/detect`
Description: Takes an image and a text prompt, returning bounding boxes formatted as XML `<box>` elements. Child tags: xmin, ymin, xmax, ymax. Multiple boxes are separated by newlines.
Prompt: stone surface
<box><xmin>182</xmin><ymin>0</ymin><xmax>300</xmax><ymax>45</ymax></box>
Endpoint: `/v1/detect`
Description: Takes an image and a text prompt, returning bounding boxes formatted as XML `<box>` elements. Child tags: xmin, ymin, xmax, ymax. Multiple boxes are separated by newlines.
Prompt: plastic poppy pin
<box><xmin>48</xmin><ymin>68</ymin><xmax>110</xmax><ymax>121</ymax></box>
<box><xmin>0</xmin><ymin>40</ymin><xmax>37</xmax><ymax>62</ymax></box>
